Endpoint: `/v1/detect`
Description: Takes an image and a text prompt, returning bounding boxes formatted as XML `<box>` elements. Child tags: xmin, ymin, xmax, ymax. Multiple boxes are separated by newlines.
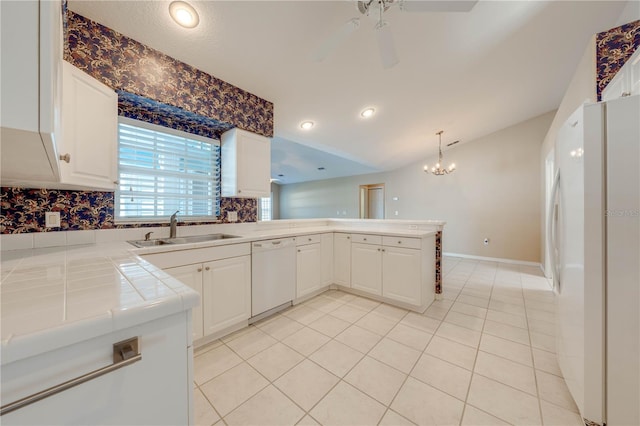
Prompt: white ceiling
<box><xmin>69</xmin><ymin>0</ymin><xmax>626</xmax><ymax>182</ymax></box>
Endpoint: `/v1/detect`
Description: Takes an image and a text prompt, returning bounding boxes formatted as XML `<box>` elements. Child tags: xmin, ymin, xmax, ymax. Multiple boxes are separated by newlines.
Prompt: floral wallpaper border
<box><xmin>596</xmin><ymin>20</ymin><xmax>640</xmax><ymax>101</ymax></box>
<box><xmin>65</xmin><ymin>10</ymin><xmax>273</xmax><ymax>138</ymax></box>
<box><xmin>0</xmin><ymin>188</ymin><xmax>256</xmax><ymax>234</ymax></box>
<box><xmin>118</xmin><ymin>91</ymin><xmax>233</xmax><ymax>141</ymax></box>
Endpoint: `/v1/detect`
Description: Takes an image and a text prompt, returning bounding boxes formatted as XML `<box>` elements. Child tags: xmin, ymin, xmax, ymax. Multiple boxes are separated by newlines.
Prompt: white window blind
<box><xmin>116</xmin><ymin>118</ymin><xmax>220</xmax><ymax>221</ymax></box>
<box><xmin>259</xmin><ymin>195</ymin><xmax>272</xmax><ymax>221</ymax></box>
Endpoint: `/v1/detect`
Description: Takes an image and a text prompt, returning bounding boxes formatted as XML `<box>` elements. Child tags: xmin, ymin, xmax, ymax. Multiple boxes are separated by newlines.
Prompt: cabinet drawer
<box><xmin>296</xmin><ymin>234</ymin><xmax>321</xmax><ymax>246</ymax></box>
<box><xmin>351</xmin><ymin>234</ymin><xmax>382</xmax><ymax>245</ymax></box>
<box><xmin>382</xmin><ymin>236</ymin><xmax>421</xmax><ymax>250</ymax></box>
<box><xmin>142</xmin><ymin>243</ymin><xmax>251</xmax><ymax>269</ymax></box>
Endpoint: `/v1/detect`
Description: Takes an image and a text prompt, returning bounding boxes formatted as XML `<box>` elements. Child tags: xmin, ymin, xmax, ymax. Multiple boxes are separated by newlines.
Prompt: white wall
<box><xmin>615</xmin><ymin>1</ymin><xmax>640</xmax><ymax>26</ymax></box>
<box><xmin>271</xmin><ymin>182</ymin><xmax>281</xmax><ymax>220</ymax></box>
<box><xmin>280</xmin><ymin>111</ymin><xmax>555</xmax><ymax>263</ymax></box>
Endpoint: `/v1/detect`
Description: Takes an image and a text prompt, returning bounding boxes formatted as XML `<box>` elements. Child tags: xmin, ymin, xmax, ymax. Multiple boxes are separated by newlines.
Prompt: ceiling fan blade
<box><xmin>375</xmin><ymin>23</ymin><xmax>399</xmax><ymax>69</ymax></box>
<box><xmin>311</xmin><ymin>18</ymin><xmax>360</xmax><ymax>62</ymax></box>
<box><xmin>399</xmin><ymin>0</ymin><xmax>478</xmax><ymax>13</ymax></box>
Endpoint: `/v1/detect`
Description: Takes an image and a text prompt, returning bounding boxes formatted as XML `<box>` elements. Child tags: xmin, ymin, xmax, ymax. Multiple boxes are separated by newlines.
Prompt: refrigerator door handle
<box><xmin>547</xmin><ymin>169</ymin><xmax>561</xmax><ymax>292</ymax></box>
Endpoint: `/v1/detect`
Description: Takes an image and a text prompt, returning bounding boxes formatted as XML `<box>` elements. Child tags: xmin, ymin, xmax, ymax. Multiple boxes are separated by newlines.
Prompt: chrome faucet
<box><xmin>170</xmin><ymin>210</ymin><xmax>179</xmax><ymax>238</ymax></box>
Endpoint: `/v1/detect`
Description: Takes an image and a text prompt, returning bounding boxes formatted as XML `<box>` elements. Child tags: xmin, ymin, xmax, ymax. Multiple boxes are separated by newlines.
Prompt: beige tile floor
<box><xmin>193</xmin><ymin>256</ymin><xmax>583</xmax><ymax>426</ymax></box>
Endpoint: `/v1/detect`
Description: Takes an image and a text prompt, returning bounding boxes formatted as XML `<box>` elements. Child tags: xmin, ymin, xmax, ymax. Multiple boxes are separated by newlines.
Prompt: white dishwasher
<box><xmin>251</xmin><ymin>237</ymin><xmax>296</xmax><ymax>321</ymax></box>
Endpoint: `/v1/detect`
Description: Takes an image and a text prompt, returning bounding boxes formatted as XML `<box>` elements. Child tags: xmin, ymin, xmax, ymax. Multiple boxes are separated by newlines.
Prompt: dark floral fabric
<box><xmin>64</xmin><ymin>10</ymin><xmax>273</xmax><ymax>138</ymax></box>
<box><xmin>0</xmin><ymin>188</ymin><xmax>257</xmax><ymax>233</ymax></box>
<box><xmin>597</xmin><ymin>20</ymin><xmax>640</xmax><ymax>100</ymax></box>
<box><xmin>118</xmin><ymin>91</ymin><xmax>234</xmax><ymax>140</ymax></box>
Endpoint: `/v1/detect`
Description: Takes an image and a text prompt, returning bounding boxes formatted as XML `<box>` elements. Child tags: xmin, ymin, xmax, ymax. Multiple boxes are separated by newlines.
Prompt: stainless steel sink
<box><xmin>128</xmin><ymin>234</ymin><xmax>240</xmax><ymax>248</ymax></box>
<box><xmin>128</xmin><ymin>239</ymin><xmax>173</xmax><ymax>248</ymax></box>
<box><xmin>165</xmin><ymin>234</ymin><xmax>240</xmax><ymax>244</ymax></box>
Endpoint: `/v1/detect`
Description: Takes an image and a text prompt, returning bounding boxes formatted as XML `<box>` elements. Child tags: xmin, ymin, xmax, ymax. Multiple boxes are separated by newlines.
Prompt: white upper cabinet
<box><xmin>1</xmin><ymin>0</ymin><xmax>63</xmax><ymax>183</ymax></box>
<box><xmin>602</xmin><ymin>47</ymin><xmax>640</xmax><ymax>101</ymax></box>
<box><xmin>221</xmin><ymin>128</ymin><xmax>271</xmax><ymax>198</ymax></box>
<box><xmin>59</xmin><ymin>61</ymin><xmax>118</xmax><ymax>189</ymax></box>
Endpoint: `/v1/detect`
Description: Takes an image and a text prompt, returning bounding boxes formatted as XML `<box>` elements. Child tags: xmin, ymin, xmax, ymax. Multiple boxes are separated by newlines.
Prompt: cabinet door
<box><xmin>165</xmin><ymin>264</ymin><xmax>204</xmax><ymax>340</ymax></box>
<box><xmin>297</xmin><ymin>243</ymin><xmax>322</xmax><ymax>298</ymax></box>
<box><xmin>221</xmin><ymin>128</ymin><xmax>270</xmax><ymax>198</ymax></box>
<box><xmin>321</xmin><ymin>233</ymin><xmax>334</xmax><ymax>286</ymax></box>
<box><xmin>334</xmin><ymin>233</ymin><xmax>351</xmax><ymax>287</ymax></box>
<box><xmin>382</xmin><ymin>246</ymin><xmax>422</xmax><ymax>306</ymax></box>
<box><xmin>0</xmin><ymin>313</ymin><xmax>190</xmax><ymax>426</ymax></box>
<box><xmin>203</xmin><ymin>255</ymin><xmax>251</xmax><ymax>336</ymax></box>
<box><xmin>237</xmin><ymin>130</ymin><xmax>271</xmax><ymax>197</ymax></box>
<box><xmin>60</xmin><ymin>61</ymin><xmax>118</xmax><ymax>189</ymax></box>
<box><xmin>351</xmin><ymin>243</ymin><xmax>382</xmax><ymax>296</ymax></box>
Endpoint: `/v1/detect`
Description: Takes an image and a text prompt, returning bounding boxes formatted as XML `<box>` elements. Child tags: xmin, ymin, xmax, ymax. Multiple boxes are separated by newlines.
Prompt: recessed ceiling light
<box><xmin>300</xmin><ymin>121</ymin><xmax>314</xmax><ymax>130</ymax></box>
<box><xmin>169</xmin><ymin>1</ymin><xmax>199</xmax><ymax>28</ymax></box>
<box><xmin>360</xmin><ymin>108</ymin><xmax>375</xmax><ymax>118</ymax></box>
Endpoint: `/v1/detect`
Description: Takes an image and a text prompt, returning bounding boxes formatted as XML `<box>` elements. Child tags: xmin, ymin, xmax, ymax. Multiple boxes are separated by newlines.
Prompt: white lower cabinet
<box><xmin>351</xmin><ymin>242</ymin><xmax>383</xmax><ymax>295</ymax></box>
<box><xmin>202</xmin><ymin>255</ymin><xmax>251</xmax><ymax>336</ymax></box>
<box><xmin>350</xmin><ymin>234</ymin><xmax>433</xmax><ymax>309</ymax></box>
<box><xmin>144</xmin><ymin>243</ymin><xmax>251</xmax><ymax>342</ymax></box>
<box><xmin>320</xmin><ymin>233</ymin><xmax>334</xmax><ymax>286</ymax></box>
<box><xmin>0</xmin><ymin>312</ymin><xmax>191</xmax><ymax>425</ymax></box>
<box><xmin>334</xmin><ymin>233</ymin><xmax>351</xmax><ymax>287</ymax></box>
<box><xmin>165</xmin><ymin>264</ymin><xmax>204</xmax><ymax>341</ymax></box>
<box><xmin>382</xmin><ymin>246</ymin><xmax>422</xmax><ymax>305</ymax></box>
<box><xmin>296</xmin><ymin>240</ymin><xmax>322</xmax><ymax>298</ymax></box>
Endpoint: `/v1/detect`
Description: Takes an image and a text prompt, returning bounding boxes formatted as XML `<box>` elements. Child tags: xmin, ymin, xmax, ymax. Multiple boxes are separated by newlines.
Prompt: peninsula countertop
<box><xmin>0</xmin><ymin>219</ymin><xmax>444</xmax><ymax>364</ymax></box>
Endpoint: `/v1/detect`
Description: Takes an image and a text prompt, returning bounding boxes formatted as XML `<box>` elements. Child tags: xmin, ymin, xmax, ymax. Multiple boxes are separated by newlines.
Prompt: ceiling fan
<box><xmin>312</xmin><ymin>0</ymin><xmax>478</xmax><ymax>69</ymax></box>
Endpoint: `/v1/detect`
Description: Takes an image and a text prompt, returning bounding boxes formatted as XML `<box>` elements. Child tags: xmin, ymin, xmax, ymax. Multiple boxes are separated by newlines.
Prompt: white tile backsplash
<box><xmin>95</xmin><ymin>228</ymin><xmax>142</xmax><ymax>243</ymax></box>
<box><xmin>0</xmin><ymin>233</ymin><xmax>35</xmax><ymax>251</ymax></box>
<box><xmin>34</xmin><ymin>231</ymin><xmax>67</xmax><ymax>248</ymax></box>
<box><xmin>66</xmin><ymin>230</ymin><xmax>96</xmax><ymax>246</ymax></box>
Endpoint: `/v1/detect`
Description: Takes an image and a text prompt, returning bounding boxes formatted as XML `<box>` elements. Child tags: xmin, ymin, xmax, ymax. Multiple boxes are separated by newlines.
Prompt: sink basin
<box><xmin>164</xmin><ymin>234</ymin><xmax>240</xmax><ymax>244</ymax></box>
<box><xmin>128</xmin><ymin>239</ymin><xmax>174</xmax><ymax>248</ymax></box>
<box><xmin>128</xmin><ymin>234</ymin><xmax>240</xmax><ymax>248</ymax></box>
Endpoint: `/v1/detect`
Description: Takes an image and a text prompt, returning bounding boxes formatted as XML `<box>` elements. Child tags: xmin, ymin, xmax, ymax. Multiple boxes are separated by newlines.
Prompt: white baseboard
<box><xmin>443</xmin><ymin>252</ymin><xmax>542</xmax><ymax>268</ymax></box>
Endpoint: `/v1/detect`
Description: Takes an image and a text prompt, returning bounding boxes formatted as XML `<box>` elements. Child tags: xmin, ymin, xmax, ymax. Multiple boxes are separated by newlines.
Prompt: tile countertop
<box><xmin>132</xmin><ymin>225</ymin><xmax>439</xmax><ymax>256</ymax></box>
<box><xmin>0</xmin><ymin>222</ymin><xmax>441</xmax><ymax>364</ymax></box>
<box><xmin>0</xmin><ymin>242</ymin><xmax>199</xmax><ymax>365</ymax></box>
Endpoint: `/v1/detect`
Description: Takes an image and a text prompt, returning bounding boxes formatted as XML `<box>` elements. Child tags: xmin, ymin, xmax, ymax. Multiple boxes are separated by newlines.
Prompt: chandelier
<box><xmin>423</xmin><ymin>131</ymin><xmax>456</xmax><ymax>176</ymax></box>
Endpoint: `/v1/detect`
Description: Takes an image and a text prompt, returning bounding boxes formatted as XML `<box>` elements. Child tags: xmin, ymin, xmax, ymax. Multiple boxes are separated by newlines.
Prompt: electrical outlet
<box><xmin>45</xmin><ymin>212</ymin><xmax>61</xmax><ymax>228</ymax></box>
<box><xmin>483</xmin><ymin>238</ymin><xmax>490</xmax><ymax>246</ymax></box>
<box><xmin>227</xmin><ymin>211</ymin><xmax>238</xmax><ymax>222</ymax></box>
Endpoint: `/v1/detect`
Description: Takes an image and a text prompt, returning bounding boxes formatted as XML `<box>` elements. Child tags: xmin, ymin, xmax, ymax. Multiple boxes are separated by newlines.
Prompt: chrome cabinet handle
<box><xmin>0</xmin><ymin>337</ymin><xmax>141</xmax><ymax>416</ymax></box>
<box><xmin>59</xmin><ymin>153</ymin><xmax>70</xmax><ymax>163</ymax></box>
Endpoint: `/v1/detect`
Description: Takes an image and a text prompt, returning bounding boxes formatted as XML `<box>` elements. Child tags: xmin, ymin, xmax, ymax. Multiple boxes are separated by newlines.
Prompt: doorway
<box><xmin>359</xmin><ymin>184</ymin><xmax>385</xmax><ymax>219</ymax></box>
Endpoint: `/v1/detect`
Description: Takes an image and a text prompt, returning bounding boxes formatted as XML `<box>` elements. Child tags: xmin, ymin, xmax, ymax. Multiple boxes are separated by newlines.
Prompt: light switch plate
<box><xmin>227</xmin><ymin>211</ymin><xmax>238</xmax><ymax>222</ymax></box>
<box><xmin>45</xmin><ymin>212</ymin><xmax>61</xmax><ymax>228</ymax></box>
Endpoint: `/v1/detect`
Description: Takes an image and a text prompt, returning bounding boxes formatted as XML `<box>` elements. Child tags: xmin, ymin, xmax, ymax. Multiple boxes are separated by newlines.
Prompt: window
<box><xmin>259</xmin><ymin>195</ymin><xmax>272</xmax><ymax>221</ymax></box>
<box><xmin>116</xmin><ymin>117</ymin><xmax>220</xmax><ymax>221</ymax></box>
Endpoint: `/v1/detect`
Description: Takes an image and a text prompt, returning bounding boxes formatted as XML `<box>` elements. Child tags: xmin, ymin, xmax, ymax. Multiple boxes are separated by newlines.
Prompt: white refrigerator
<box><xmin>549</xmin><ymin>94</ymin><xmax>639</xmax><ymax>425</ymax></box>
